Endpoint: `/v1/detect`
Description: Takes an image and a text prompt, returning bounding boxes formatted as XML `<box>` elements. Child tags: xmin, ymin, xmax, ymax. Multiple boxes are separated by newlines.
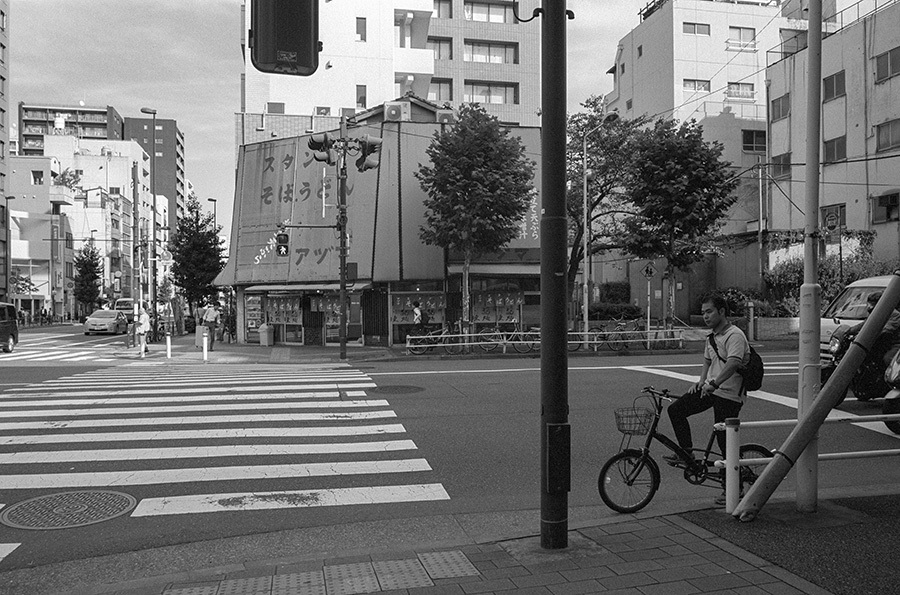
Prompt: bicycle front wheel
<box><xmin>443</xmin><ymin>332</ymin><xmax>463</xmax><ymax>355</ymax></box>
<box><xmin>512</xmin><ymin>331</ymin><xmax>534</xmax><ymax>353</ymax></box>
<box><xmin>589</xmin><ymin>327</ymin><xmax>604</xmax><ymax>351</ymax></box>
<box><xmin>598</xmin><ymin>450</ymin><xmax>660</xmax><ymax>513</ymax></box>
<box><xmin>408</xmin><ymin>336</ymin><xmax>428</xmax><ymax>355</ymax></box>
<box><xmin>478</xmin><ymin>328</ymin><xmax>501</xmax><ymax>352</ymax></box>
<box><xmin>567</xmin><ymin>332</ymin><xmax>582</xmax><ymax>352</ymax></box>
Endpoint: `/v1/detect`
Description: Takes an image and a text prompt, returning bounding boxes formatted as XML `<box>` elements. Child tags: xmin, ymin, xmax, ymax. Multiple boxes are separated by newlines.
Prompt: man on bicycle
<box><xmin>665</xmin><ymin>294</ymin><xmax>750</xmax><ymax>502</ymax></box>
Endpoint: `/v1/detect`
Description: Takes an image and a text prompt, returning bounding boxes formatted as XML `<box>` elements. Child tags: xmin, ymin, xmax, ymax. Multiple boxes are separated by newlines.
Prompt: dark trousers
<box><xmin>667</xmin><ymin>388</ymin><xmax>743</xmax><ymax>455</ymax></box>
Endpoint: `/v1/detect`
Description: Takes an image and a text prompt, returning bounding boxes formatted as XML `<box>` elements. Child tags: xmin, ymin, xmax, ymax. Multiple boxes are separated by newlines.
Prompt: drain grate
<box><xmin>368</xmin><ymin>385</ymin><xmax>424</xmax><ymax>394</ymax></box>
<box><xmin>0</xmin><ymin>490</ymin><xmax>137</xmax><ymax>530</ymax></box>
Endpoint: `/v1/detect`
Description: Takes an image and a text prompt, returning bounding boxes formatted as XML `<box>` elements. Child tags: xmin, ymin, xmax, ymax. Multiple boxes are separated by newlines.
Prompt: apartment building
<box><xmin>0</xmin><ymin>1</ymin><xmax>10</xmax><ymax>301</ymax></box>
<box><xmin>238</xmin><ymin>0</ymin><xmax>540</xmax><ymax>142</ymax></box>
<box><xmin>18</xmin><ymin>102</ymin><xmax>124</xmax><ymax>156</ymax></box>
<box><xmin>124</xmin><ymin>117</ymin><xmax>187</xmax><ymax>231</ymax></box>
<box><xmin>765</xmin><ymin>0</ymin><xmax>900</xmax><ymax>262</ymax></box>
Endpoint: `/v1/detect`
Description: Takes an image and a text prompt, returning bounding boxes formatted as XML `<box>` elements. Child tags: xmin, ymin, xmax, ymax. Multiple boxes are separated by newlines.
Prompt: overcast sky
<box><xmin>11</xmin><ymin>0</ymin><xmax>642</xmax><ymax>241</ymax></box>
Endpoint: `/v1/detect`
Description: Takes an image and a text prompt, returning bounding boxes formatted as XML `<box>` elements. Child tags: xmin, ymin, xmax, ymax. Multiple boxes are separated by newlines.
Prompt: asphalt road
<box><xmin>1</xmin><ymin>327</ymin><xmax>898</xmax><ymax>573</ymax></box>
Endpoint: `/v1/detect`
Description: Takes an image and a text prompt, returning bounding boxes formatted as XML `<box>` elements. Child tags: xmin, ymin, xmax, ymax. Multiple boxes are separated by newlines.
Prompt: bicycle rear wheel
<box><xmin>478</xmin><ymin>328</ymin><xmax>501</xmax><ymax>352</ymax></box>
<box><xmin>567</xmin><ymin>332</ymin><xmax>582</xmax><ymax>352</ymax></box>
<box><xmin>738</xmin><ymin>444</ymin><xmax>772</xmax><ymax>493</ymax></box>
<box><xmin>598</xmin><ymin>450</ymin><xmax>660</xmax><ymax>513</ymax></box>
<box><xmin>443</xmin><ymin>332</ymin><xmax>463</xmax><ymax>355</ymax></box>
<box><xmin>589</xmin><ymin>326</ymin><xmax>604</xmax><ymax>351</ymax></box>
<box><xmin>408</xmin><ymin>336</ymin><xmax>428</xmax><ymax>355</ymax></box>
<box><xmin>607</xmin><ymin>331</ymin><xmax>626</xmax><ymax>351</ymax></box>
<box><xmin>512</xmin><ymin>331</ymin><xmax>534</xmax><ymax>353</ymax></box>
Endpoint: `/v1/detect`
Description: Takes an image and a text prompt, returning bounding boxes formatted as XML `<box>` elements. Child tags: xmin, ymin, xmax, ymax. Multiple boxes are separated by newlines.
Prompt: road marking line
<box><xmin>131</xmin><ymin>483</ymin><xmax>450</xmax><ymax>517</ymax></box>
<box><xmin>0</xmin><ymin>440</ymin><xmax>418</xmax><ymax>464</ymax></box>
<box><xmin>0</xmin><ymin>459</ymin><xmax>433</xmax><ymax>489</ymax></box>
<box><xmin>623</xmin><ymin>365</ymin><xmax>900</xmax><ymax>439</ymax></box>
<box><xmin>6</xmin><ymin>382</ymin><xmax>377</xmax><ymax>396</ymax></box>
<box><xmin>31</xmin><ymin>351</ymin><xmax>97</xmax><ymax>361</ymax></box>
<box><xmin>0</xmin><ymin>391</ymin><xmax>347</xmax><ymax>405</ymax></box>
<box><xmin>34</xmin><ymin>373</ymin><xmax>370</xmax><ymax>387</ymax></box>
<box><xmin>0</xmin><ymin>424</ymin><xmax>408</xmax><ymax>445</ymax></box>
<box><xmin>0</xmin><ymin>400</ymin><xmax>390</xmax><ymax>417</ymax></box>
<box><xmin>0</xmin><ymin>544</ymin><xmax>20</xmax><ymax>563</ymax></box>
<box><xmin>0</xmin><ymin>410</ymin><xmax>397</xmax><ymax>430</ymax></box>
<box><xmin>0</xmin><ymin>352</ymin><xmax>51</xmax><ymax>361</ymax></box>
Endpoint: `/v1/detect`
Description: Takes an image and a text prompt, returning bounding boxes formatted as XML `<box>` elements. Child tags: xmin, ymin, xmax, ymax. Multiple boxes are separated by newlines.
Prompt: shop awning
<box><xmin>446</xmin><ymin>263</ymin><xmax>540</xmax><ymax>276</ymax></box>
<box><xmin>213</xmin><ymin>259</ymin><xmax>236</xmax><ymax>286</ymax></box>
<box><xmin>244</xmin><ymin>282</ymin><xmax>372</xmax><ymax>292</ymax></box>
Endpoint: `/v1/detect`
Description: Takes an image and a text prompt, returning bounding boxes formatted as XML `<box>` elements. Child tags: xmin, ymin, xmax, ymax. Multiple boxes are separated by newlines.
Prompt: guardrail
<box><xmin>718</xmin><ymin>414</ymin><xmax>900</xmax><ymax>513</ymax></box>
<box><xmin>404</xmin><ymin>329</ymin><xmax>684</xmax><ymax>355</ymax></box>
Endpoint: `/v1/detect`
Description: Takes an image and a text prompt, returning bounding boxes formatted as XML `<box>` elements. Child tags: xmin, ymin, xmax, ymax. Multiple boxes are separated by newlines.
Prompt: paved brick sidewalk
<box><xmin>83</xmin><ymin>514</ymin><xmax>828</xmax><ymax>595</ymax></box>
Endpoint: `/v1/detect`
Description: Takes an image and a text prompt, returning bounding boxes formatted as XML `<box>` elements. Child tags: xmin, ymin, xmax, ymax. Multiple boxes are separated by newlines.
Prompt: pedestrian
<box><xmin>137</xmin><ymin>306</ymin><xmax>151</xmax><ymax>357</ymax></box>
<box><xmin>202</xmin><ymin>303</ymin><xmax>221</xmax><ymax>351</ymax></box>
<box><xmin>412</xmin><ymin>301</ymin><xmax>426</xmax><ymax>336</ymax></box>
<box><xmin>665</xmin><ymin>293</ymin><xmax>750</xmax><ymax>505</ymax></box>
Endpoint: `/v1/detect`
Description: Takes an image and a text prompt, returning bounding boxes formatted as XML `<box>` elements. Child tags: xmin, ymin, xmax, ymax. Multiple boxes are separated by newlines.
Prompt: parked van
<box><xmin>0</xmin><ymin>301</ymin><xmax>19</xmax><ymax>353</ymax></box>
<box><xmin>821</xmin><ymin>275</ymin><xmax>892</xmax><ymax>361</ymax></box>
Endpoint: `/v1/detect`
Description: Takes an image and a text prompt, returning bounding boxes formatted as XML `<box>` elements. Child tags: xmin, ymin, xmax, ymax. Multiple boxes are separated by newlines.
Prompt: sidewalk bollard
<box><xmin>725</xmin><ymin>418</ymin><xmax>741</xmax><ymax>514</ymax></box>
<box><xmin>166</xmin><ymin>333</ymin><xmax>171</xmax><ymax>359</ymax></box>
<box><xmin>202</xmin><ymin>334</ymin><xmax>208</xmax><ymax>362</ymax></box>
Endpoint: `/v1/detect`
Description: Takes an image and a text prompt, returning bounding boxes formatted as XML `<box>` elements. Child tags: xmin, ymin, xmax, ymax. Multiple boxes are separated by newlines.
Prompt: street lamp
<box><xmin>581</xmin><ymin>112</ymin><xmax>619</xmax><ymax>346</ymax></box>
<box><xmin>207</xmin><ymin>198</ymin><xmax>217</xmax><ymax>227</ymax></box>
<box><xmin>3</xmin><ymin>195</ymin><xmax>14</xmax><ymax>302</ymax></box>
<box><xmin>141</xmin><ymin>106</ymin><xmax>158</xmax><ymax>326</ymax></box>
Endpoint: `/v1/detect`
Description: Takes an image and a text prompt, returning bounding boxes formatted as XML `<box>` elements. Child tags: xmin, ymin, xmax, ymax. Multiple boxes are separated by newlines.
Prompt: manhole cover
<box><xmin>368</xmin><ymin>385</ymin><xmax>424</xmax><ymax>394</ymax></box>
<box><xmin>0</xmin><ymin>490</ymin><xmax>137</xmax><ymax>530</ymax></box>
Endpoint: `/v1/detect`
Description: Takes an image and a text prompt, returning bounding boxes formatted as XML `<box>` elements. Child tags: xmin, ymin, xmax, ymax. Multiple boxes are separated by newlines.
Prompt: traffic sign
<box><xmin>824</xmin><ymin>212</ymin><xmax>839</xmax><ymax>232</ymax></box>
<box><xmin>641</xmin><ymin>263</ymin><xmax>657</xmax><ymax>279</ymax></box>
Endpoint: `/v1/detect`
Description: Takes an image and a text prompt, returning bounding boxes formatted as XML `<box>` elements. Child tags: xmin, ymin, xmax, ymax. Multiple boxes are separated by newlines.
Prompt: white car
<box><xmin>821</xmin><ymin>276</ymin><xmax>892</xmax><ymax>362</ymax></box>
<box><xmin>83</xmin><ymin>310</ymin><xmax>129</xmax><ymax>335</ymax></box>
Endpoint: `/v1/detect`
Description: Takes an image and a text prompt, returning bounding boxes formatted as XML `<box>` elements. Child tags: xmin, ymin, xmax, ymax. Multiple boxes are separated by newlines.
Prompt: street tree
<box><xmin>416</xmin><ymin>103</ymin><xmax>535</xmax><ymax>330</ymax></box>
<box><xmin>618</xmin><ymin>118</ymin><xmax>739</xmax><ymax>325</ymax></box>
<box><xmin>169</xmin><ymin>194</ymin><xmax>225</xmax><ymax>317</ymax></box>
<box><xmin>73</xmin><ymin>241</ymin><xmax>103</xmax><ymax>314</ymax></box>
<box><xmin>565</xmin><ymin>96</ymin><xmax>647</xmax><ymax>301</ymax></box>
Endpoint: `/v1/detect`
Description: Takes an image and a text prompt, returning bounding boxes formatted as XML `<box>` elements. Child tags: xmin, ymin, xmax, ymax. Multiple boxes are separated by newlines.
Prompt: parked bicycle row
<box><xmin>405</xmin><ymin>324</ymin><xmax>683</xmax><ymax>355</ymax></box>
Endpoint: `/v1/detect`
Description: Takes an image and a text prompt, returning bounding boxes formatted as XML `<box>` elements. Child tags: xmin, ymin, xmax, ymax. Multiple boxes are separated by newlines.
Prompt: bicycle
<box><xmin>597</xmin><ymin>386</ymin><xmax>772</xmax><ymax>513</ymax></box>
<box><xmin>478</xmin><ymin>323</ymin><xmax>538</xmax><ymax>354</ymax></box>
<box><xmin>407</xmin><ymin>324</ymin><xmax>464</xmax><ymax>355</ymax></box>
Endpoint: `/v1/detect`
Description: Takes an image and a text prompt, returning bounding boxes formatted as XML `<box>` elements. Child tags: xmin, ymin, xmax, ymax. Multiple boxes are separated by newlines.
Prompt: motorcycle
<box><xmin>821</xmin><ymin>324</ymin><xmax>900</xmax><ymax>434</ymax></box>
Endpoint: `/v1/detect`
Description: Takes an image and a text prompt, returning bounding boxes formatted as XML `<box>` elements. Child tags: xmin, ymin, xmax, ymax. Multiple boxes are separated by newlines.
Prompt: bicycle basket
<box><xmin>614</xmin><ymin>407</ymin><xmax>655</xmax><ymax>435</ymax></box>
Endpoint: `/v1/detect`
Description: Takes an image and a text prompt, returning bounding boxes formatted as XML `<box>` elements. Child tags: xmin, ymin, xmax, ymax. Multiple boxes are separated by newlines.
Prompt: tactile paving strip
<box><xmin>219</xmin><ymin>575</ymin><xmax>273</xmax><ymax>595</ymax></box>
<box><xmin>418</xmin><ymin>550</ymin><xmax>480</xmax><ymax>579</ymax></box>
<box><xmin>0</xmin><ymin>490</ymin><xmax>136</xmax><ymax>530</ymax></box>
<box><xmin>373</xmin><ymin>558</ymin><xmax>435</xmax><ymax>590</ymax></box>
<box><xmin>273</xmin><ymin>571</ymin><xmax>326</xmax><ymax>595</ymax></box>
<box><xmin>324</xmin><ymin>562</ymin><xmax>380</xmax><ymax>595</ymax></box>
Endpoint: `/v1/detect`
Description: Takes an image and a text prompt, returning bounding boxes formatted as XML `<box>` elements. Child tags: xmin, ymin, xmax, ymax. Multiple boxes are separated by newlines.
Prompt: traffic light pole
<box><xmin>338</xmin><ymin>116</ymin><xmax>349</xmax><ymax>361</ymax></box>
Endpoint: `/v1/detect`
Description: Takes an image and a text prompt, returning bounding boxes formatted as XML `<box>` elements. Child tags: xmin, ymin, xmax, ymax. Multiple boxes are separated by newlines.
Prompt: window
<box><xmin>464</xmin><ymin>40</ymin><xmax>517</xmax><ymax>64</ymax></box>
<box><xmin>726</xmin><ymin>82</ymin><xmax>754</xmax><ymax>100</ymax></box>
<box><xmin>155</xmin><ymin>151</ymin><xmax>163</xmax><ymax>158</ymax></box>
<box><xmin>727</xmin><ymin>26</ymin><xmax>756</xmax><ymax>50</ymax></box>
<box><xmin>683</xmin><ymin>79</ymin><xmax>711</xmax><ymax>92</ymax></box>
<box><xmin>876</xmin><ymin>118</ymin><xmax>900</xmax><ymax>151</ymax></box>
<box><xmin>683</xmin><ymin>22</ymin><xmax>710</xmax><ymax>35</ymax></box>
<box><xmin>620</xmin><ymin>63</ymin><xmax>625</xmax><ymax>75</ymax></box>
<box><xmin>433</xmin><ymin>0</ymin><xmax>451</xmax><ymax>18</ymax></box>
<box><xmin>266</xmin><ymin>102</ymin><xmax>285</xmax><ymax>114</ymax></box>
<box><xmin>875</xmin><ymin>46</ymin><xmax>900</xmax><ymax>82</ymax></box>
<box><xmin>464</xmin><ymin>1</ymin><xmax>515</xmax><ymax>24</ymax></box>
<box><xmin>109</xmin><ymin>186</ymin><xmax>121</xmax><ymax>195</ymax></box>
<box><xmin>771</xmin><ymin>93</ymin><xmax>790</xmax><ymax>121</ymax></box>
<box><xmin>0</xmin><ymin>76</ymin><xmax>5</xmax><ymax>97</ymax></box>
<box><xmin>873</xmin><ymin>193</ymin><xmax>900</xmax><ymax>224</ymax></box>
<box><xmin>772</xmin><ymin>153</ymin><xmax>791</xmax><ymax>178</ymax></box>
<box><xmin>626</xmin><ymin>99</ymin><xmax>633</xmax><ymax>110</ymax></box>
<box><xmin>637</xmin><ymin>45</ymin><xmax>643</xmax><ymax>58</ymax></box>
<box><xmin>356</xmin><ymin>85</ymin><xmax>367</xmax><ymax>109</ymax></box>
<box><xmin>315</xmin><ymin>106</ymin><xmax>331</xmax><ymax>116</ymax></box>
<box><xmin>742</xmin><ymin>130</ymin><xmax>766</xmax><ymax>152</ymax></box>
<box><xmin>824</xmin><ymin>136</ymin><xmax>846</xmax><ymax>163</ymax></box>
<box><xmin>0</xmin><ymin>11</ymin><xmax>6</xmax><ymax>30</ymax></box>
<box><xmin>155</xmin><ymin>125</ymin><xmax>163</xmax><ymax>131</ymax></box>
<box><xmin>31</xmin><ymin>170</ymin><xmax>44</xmax><ymax>185</ymax></box>
<box><xmin>356</xmin><ymin>17</ymin><xmax>366</xmax><ymax>42</ymax></box>
<box><xmin>155</xmin><ymin>138</ymin><xmax>163</xmax><ymax>144</ymax></box>
<box><xmin>428</xmin><ymin>37</ymin><xmax>453</xmax><ymax>60</ymax></box>
<box><xmin>464</xmin><ymin>81</ymin><xmax>518</xmax><ymax>104</ymax></box>
<box><xmin>428</xmin><ymin>78</ymin><xmax>453</xmax><ymax>102</ymax></box>
<box><xmin>823</xmin><ymin>71</ymin><xmax>845</xmax><ymax>101</ymax></box>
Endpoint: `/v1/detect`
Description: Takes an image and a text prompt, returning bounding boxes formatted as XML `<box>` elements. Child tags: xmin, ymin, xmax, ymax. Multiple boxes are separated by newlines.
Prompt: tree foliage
<box><xmin>73</xmin><ymin>241</ymin><xmax>103</xmax><ymax>311</ymax></box>
<box><xmin>416</xmin><ymin>103</ymin><xmax>535</xmax><ymax>324</ymax></box>
<box><xmin>169</xmin><ymin>194</ymin><xmax>225</xmax><ymax>313</ymax></box>
<box><xmin>54</xmin><ymin>168</ymin><xmax>81</xmax><ymax>190</ymax></box>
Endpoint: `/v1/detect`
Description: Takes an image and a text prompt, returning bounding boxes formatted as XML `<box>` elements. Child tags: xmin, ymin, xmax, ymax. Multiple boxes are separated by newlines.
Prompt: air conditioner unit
<box><xmin>384</xmin><ymin>101</ymin><xmax>410</xmax><ymax>122</ymax></box>
<box><xmin>435</xmin><ymin>109</ymin><xmax>456</xmax><ymax>124</ymax></box>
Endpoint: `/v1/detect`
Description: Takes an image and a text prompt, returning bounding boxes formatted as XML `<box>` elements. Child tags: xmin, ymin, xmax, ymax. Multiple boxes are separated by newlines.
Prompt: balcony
<box><xmin>49</xmin><ymin>185</ymin><xmax>76</xmax><ymax>207</ymax></box>
<box><xmin>724</xmin><ymin>88</ymin><xmax>756</xmax><ymax>102</ymax></box>
<box><xmin>726</xmin><ymin>39</ymin><xmax>758</xmax><ymax>52</ymax></box>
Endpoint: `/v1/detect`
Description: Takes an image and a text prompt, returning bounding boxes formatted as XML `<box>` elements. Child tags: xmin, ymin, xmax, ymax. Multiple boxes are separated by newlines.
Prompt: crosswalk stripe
<box><xmin>29</xmin><ymin>351</ymin><xmax>97</xmax><ymax>361</ymax></box>
<box><xmin>6</xmin><ymin>382</ymin><xmax>378</xmax><ymax>397</ymax></box>
<box><xmin>0</xmin><ymin>458</ymin><xmax>433</xmax><ymax>489</ymax></box>
<box><xmin>0</xmin><ymin>400</ymin><xmax>390</xmax><ymax>418</ymax></box>
<box><xmin>0</xmin><ymin>410</ymin><xmax>397</xmax><ymax>430</ymax></box>
<box><xmin>30</xmin><ymin>374</ymin><xmax>370</xmax><ymax>388</ymax></box>
<box><xmin>0</xmin><ymin>352</ymin><xmax>49</xmax><ymax>361</ymax></box>
<box><xmin>0</xmin><ymin>391</ymin><xmax>347</xmax><ymax>405</ymax></box>
<box><xmin>0</xmin><ymin>424</ymin><xmax>408</xmax><ymax>445</ymax></box>
<box><xmin>0</xmin><ymin>440</ymin><xmax>418</xmax><ymax>464</ymax></box>
<box><xmin>0</xmin><ymin>543</ymin><xmax>20</xmax><ymax>563</ymax></box>
<box><xmin>132</xmin><ymin>483</ymin><xmax>451</xmax><ymax>517</ymax></box>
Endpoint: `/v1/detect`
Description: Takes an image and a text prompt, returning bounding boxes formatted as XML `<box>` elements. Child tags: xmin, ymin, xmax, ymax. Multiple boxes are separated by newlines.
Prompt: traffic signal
<box><xmin>250</xmin><ymin>0</ymin><xmax>320</xmax><ymax>76</ymax></box>
<box><xmin>356</xmin><ymin>135</ymin><xmax>383</xmax><ymax>172</ymax></box>
<box><xmin>276</xmin><ymin>232</ymin><xmax>289</xmax><ymax>257</ymax></box>
<box><xmin>308</xmin><ymin>133</ymin><xmax>337</xmax><ymax>164</ymax></box>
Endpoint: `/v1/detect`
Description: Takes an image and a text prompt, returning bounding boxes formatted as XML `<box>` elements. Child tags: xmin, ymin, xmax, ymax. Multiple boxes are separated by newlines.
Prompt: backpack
<box><xmin>708</xmin><ymin>333</ymin><xmax>764</xmax><ymax>392</ymax></box>
<box><xmin>420</xmin><ymin>309</ymin><xmax>431</xmax><ymax>325</ymax></box>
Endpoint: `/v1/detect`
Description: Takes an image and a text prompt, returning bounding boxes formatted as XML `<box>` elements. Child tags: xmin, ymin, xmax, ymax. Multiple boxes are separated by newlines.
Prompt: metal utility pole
<box><xmin>540</xmin><ymin>0</ymin><xmax>570</xmax><ymax>549</ymax></box>
<box><xmin>141</xmin><ymin>107</ymin><xmax>158</xmax><ymax>328</ymax></box>
<box><xmin>338</xmin><ymin>117</ymin><xmax>349</xmax><ymax>361</ymax></box>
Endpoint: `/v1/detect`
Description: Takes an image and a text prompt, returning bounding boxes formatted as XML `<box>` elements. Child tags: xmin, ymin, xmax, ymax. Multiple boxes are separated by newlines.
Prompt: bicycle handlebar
<box><xmin>641</xmin><ymin>386</ymin><xmax>676</xmax><ymax>401</ymax></box>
